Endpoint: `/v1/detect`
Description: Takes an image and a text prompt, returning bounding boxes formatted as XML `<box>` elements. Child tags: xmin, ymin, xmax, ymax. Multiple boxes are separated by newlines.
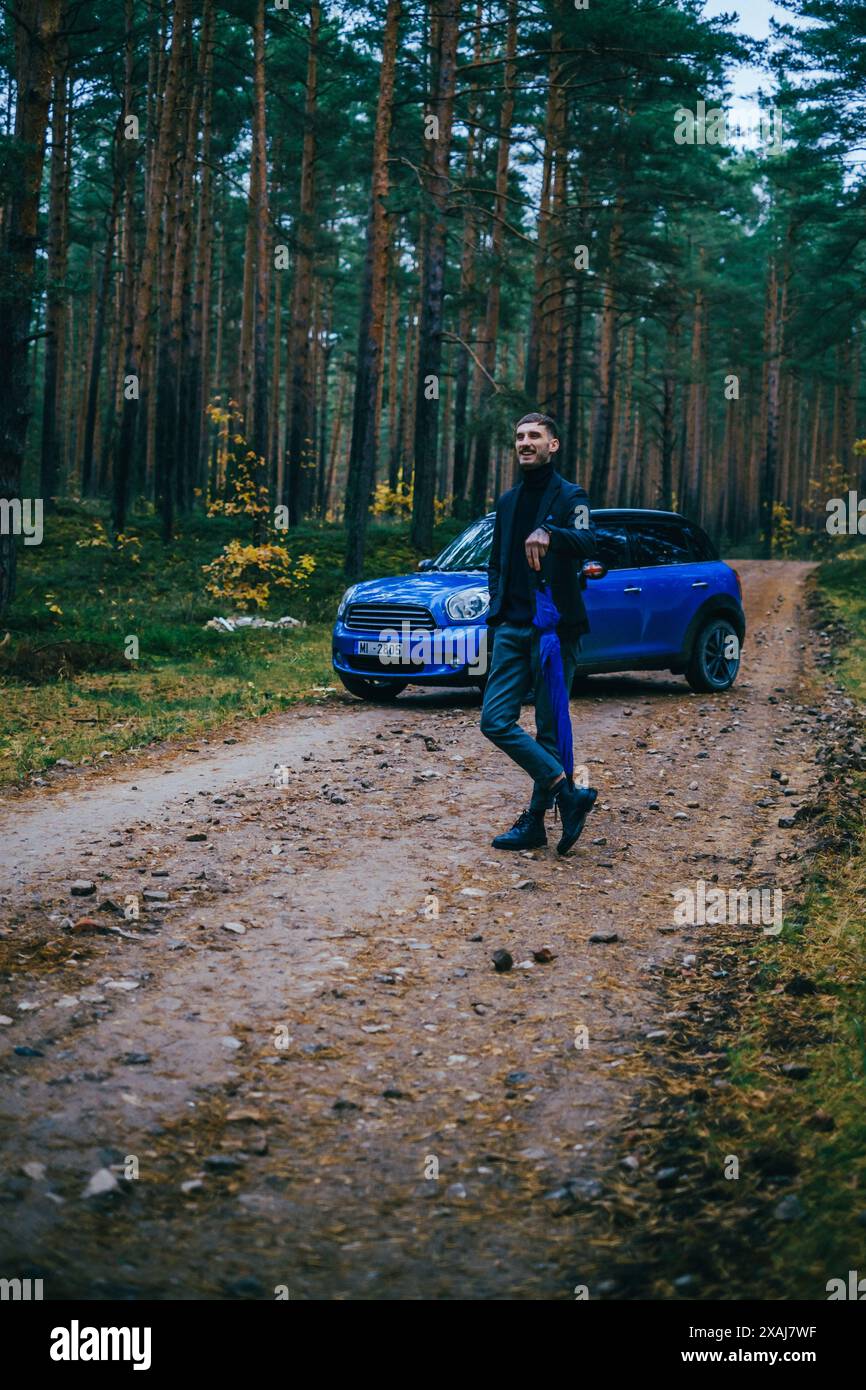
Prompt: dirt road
<box><xmin>0</xmin><ymin>561</ymin><xmax>823</xmax><ymax>1299</ymax></box>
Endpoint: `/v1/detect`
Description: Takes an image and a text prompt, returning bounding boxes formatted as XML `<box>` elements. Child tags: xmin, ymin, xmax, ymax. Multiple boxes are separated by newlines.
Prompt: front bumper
<box><xmin>332</xmin><ymin>621</ymin><xmax>489</xmax><ymax>685</ymax></box>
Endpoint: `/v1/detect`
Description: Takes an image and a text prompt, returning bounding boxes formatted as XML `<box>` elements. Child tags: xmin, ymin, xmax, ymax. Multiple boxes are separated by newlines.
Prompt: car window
<box><xmin>683</xmin><ymin>523</ymin><xmax>718</xmax><ymax>561</ymax></box>
<box><xmin>630</xmin><ymin>522</ymin><xmax>694</xmax><ymax>566</ymax></box>
<box><xmin>433</xmin><ymin>516</ymin><xmax>494</xmax><ymax>571</ymax></box>
<box><xmin>592</xmin><ymin>523</ymin><xmax>631</xmax><ymax>570</ymax></box>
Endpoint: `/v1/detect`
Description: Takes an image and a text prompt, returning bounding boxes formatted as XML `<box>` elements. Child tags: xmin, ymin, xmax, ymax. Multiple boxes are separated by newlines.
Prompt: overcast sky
<box><xmin>703</xmin><ymin>0</ymin><xmax>783</xmax><ymax>102</ymax></box>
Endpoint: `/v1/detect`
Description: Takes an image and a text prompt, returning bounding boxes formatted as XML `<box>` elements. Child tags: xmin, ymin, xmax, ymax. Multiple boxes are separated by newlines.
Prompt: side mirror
<box><xmin>582</xmin><ymin>559</ymin><xmax>608</xmax><ymax>580</ymax></box>
<box><xmin>417</xmin><ymin>557</ymin><xmax>436</xmax><ymax>571</ymax></box>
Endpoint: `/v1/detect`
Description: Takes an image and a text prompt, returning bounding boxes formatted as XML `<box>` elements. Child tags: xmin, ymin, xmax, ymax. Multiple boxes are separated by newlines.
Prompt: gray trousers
<box><xmin>480</xmin><ymin>622</ymin><xmax>580</xmax><ymax>814</ymax></box>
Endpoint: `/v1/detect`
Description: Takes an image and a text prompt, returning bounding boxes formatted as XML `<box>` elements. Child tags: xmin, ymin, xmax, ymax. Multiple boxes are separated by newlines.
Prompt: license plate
<box><xmin>355</xmin><ymin>640</ymin><xmax>404</xmax><ymax>658</ymax></box>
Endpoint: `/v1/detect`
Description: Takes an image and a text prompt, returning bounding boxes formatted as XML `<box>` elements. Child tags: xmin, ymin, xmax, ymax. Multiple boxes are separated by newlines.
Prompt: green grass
<box><xmin>0</xmin><ymin>502</ymin><xmax>464</xmax><ymax>785</ymax></box>
<box><xmin>810</xmin><ymin>547</ymin><xmax>866</xmax><ymax>698</ymax></box>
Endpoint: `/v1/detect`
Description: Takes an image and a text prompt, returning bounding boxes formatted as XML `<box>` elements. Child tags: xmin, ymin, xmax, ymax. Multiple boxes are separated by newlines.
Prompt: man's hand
<box><xmin>525</xmin><ymin>527</ymin><xmax>550</xmax><ymax>572</ymax></box>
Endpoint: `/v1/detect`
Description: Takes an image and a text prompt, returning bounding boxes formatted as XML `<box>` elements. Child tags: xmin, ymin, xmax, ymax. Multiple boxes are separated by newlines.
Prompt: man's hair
<box><xmin>515</xmin><ymin>411</ymin><xmax>559</xmax><ymax>441</ymax></box>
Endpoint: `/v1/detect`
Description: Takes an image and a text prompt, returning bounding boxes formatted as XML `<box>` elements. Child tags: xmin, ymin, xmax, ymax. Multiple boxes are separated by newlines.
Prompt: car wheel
<box><xmin>337</xmin><ymin>672</ymin><xmax>408</xmax><ymax>702</ymax></box>
<box><xmin>686</xmin><ymin>617</ymin><xmax>740</xmax><ymax>692</ymax></box>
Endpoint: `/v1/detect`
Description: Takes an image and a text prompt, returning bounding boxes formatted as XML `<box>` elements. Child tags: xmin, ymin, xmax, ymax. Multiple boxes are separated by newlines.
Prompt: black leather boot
<box><xmin>491</xmin><ymin>809</ymin><xmax>547</xmax><ymax>850</ymax></box>
<box><xmin>554</xmin><ymin>782</ymin><xmax>598</xmax><ymax>854</ymax></box>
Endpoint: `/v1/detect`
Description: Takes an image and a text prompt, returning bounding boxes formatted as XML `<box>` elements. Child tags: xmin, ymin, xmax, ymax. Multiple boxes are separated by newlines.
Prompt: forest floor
<box><xmin>0</xmin><ymin>558</ymin><xmax>863</xmax><ymax>1300</ymax></box>
<box><xmin>0</xmin><ymin>505</ymin><xmax>463</xmax><ymax>785</ymax></box>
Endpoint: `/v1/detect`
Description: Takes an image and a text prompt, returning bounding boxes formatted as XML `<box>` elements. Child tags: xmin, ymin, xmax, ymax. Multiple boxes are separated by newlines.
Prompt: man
<box><xmin>480</xmin><ymin>413</ymin><xmax>598</xmax><ymax>854</ymax></box>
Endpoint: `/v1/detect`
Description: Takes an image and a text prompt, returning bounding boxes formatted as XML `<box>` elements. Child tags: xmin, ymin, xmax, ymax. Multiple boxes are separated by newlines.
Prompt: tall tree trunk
<box><xmin>538</xmin><ymin>49</ymin><xmax>567</xmax><ymax>414</ymax></box>
<box><xmin>410</xmin><ymin>0</ymin><xmax>459</xmax><ymax>552</ymax></box>
<box><xmin>113</xmin><ymin>0</ymin><xmax>188</xmax><ymax>537</ymax></box>
<box><xmin>155</xmin><ymin>10</ymin><xmax>193</xmax><ymax>544</ymax></box>
<box><xmin>683</xmin><ymin>251</ymin><xmax>706</xmax><ymax>520</ymax></box>
<box><xmin>325</xmin><ymin>355</ymin><xmax>350</xmax><ymax>519</ymax></box>
<box><xmin>588</xmin><ymin>198</ymin><xmax>623</xmax><ymax>504</ymax></box>
<box><xmin>188</xmin><ymin>0</ymin><xmax>215</xmax><ymax>498</ymax></box>
<box><xmin>612</xmin><ymin>323</ymin><xmax>635</xmax><ymax>506</ymax></box>
<box><xmin>762</xmin><ymin>251</ymin><xmax>786</xmax><ymax>557</ymax></box>
<box><xmin>524</xmin><ymin>31</ymin><xmax>560</xmax><ymax>404</ymax></box>
<box><xmin>316</xmin><ymin>293</ymin><xmax>334</xmax><ymax>517</ymax></box>
<box><xmin>40</xmin><ymin>46</ymin><xmax>68</xmax><ymax>509</ymax></box>
<box><xmin>0</xmin><ymin>0</ymin><xmax>63</xmax><ymax>613</ymax></box>
<box><xmin>469</xmin><ymin>0</ymin><xmax>516</xmax><ymax>516</ymax></box>
<box><xmin>284</xmin><ymin>0</ymin><xmax>321</xmax><ymax>525</ymax></box>
<box><xmin>168</xmin><ymin>11</ymin><xmax>201</xmax><ymax>522</ymax></box>
<box><xmin>386</xmin><ymin>244</ymin><xmax>401</xmax><ymax>490</ymax></box>
<box><xmin>269</xmin><ymin>265</ymin><xmax>282</xmax><ymax>494</ymax></box>
<box><xmin>450</xmin><ymin>0</ymin><xmax>483</xmax><ymax>515</ymax></box>
<box><xmin>81</xmin><ymin>165</ymin><xmax>121</xmax><ymax>497</ymax></box>
<box><xmin>401</xmin><ymin>252</ymin><xmax>422</xmax><ymax>486</ymax></box>
<box><xmin>659</xmin><ymin>319</ymin><xmax>680</xmax><ymax>510</ymax></box>
<box><xmin>343</xmin><ymin>0</ymin><xmax>403</xmax><ymax>581</ymax></box>
<box><xmin>250</xmin><ymin>0</ymin><xmax>270</xmax><ymax>542</ymax></box>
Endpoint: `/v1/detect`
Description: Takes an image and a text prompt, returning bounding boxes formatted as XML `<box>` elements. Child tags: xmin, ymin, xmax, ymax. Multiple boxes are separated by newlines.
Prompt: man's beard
<box><xmin>518</xmin><ymin>448</ymin><xmax>548</xmax><ymax>467</ymax></box>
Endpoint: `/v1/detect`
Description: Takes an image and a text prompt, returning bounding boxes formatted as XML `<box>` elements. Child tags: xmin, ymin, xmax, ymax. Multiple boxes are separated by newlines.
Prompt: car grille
<box><xmin>345</xmin><ymin>602</ymin><xmax>436</xmax><ymax>633</ymax></box>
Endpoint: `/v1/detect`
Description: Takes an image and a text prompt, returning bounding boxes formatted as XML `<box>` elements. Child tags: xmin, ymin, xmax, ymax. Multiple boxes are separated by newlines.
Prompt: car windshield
<box><xmin>432</xmin><ymin>516</ymin><xmax>494</xmax><ymax>572</ymax></box>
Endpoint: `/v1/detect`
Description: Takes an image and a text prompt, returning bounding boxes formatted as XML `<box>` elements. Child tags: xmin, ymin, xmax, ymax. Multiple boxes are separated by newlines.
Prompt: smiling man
<box><xmin>480</xmin><ymin>413</ymin><xmax>599</xmax><ymax>853</ymax></box>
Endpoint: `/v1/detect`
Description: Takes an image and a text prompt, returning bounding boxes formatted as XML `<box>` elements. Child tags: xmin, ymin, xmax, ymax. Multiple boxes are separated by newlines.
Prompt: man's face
<box><xmin>515</xmin><ymin>422</ymin><xmax>559</xmax><ymax>469</ymax></box>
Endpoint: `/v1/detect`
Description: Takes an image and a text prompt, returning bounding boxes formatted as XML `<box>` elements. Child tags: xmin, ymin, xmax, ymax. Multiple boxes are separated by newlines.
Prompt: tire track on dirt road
<box><xmin>0</xmin><ymin>561</ymin><xmax>822</xmax><ymax>1298</ymax></box>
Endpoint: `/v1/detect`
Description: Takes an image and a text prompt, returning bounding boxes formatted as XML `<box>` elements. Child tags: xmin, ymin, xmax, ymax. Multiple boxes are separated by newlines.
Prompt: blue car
<box><xmin>332</xmin><ymin>508</ymin><xmax>745</xmax><ymax>700</ymax></box>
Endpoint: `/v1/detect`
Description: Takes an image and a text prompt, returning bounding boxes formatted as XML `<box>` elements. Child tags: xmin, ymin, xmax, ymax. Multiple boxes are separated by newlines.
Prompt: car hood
<box><xmin>345</xmin><ymin>571</ymin><xmax>489</xmax><ymax>617</ymax></box>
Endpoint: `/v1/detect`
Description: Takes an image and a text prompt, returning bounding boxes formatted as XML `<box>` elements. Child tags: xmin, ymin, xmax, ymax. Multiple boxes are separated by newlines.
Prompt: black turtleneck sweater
<box><xmin>499</xmin><ymin>460</ymin><xmax>553</xmax><ymax>625</ymax></box>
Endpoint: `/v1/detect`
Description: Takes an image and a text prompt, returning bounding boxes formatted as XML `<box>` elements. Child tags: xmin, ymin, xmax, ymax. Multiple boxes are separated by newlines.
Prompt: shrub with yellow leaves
<box><xmin>371</xmin><ymin>479</ymin><xmax>450</xmax><ymax>523</ymax></box>
<box><xmin>205</xmin><ymin>401</ymin><xmax>270</xmax><ymax>528</ymax></box>
<box><xmin>202</xmin><ymin>540</ymin><xmax>316</xmax><ymax>612</ymax></box>
<box><xmin>770</xmin><ymin>501</ymin><xmax>796</xmax><ymax>557</ymax></box>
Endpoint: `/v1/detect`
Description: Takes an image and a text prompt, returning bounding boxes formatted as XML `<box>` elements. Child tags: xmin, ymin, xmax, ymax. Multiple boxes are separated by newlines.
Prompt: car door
<box><xmin>579</xmin><ymin>522</ymin><xmax>646</xmax><ymax>665</ymax></box>
<box><xmin>626</xmin><ymin>520</ymin><xmax>712</xmax><ymax>658</ymax></box>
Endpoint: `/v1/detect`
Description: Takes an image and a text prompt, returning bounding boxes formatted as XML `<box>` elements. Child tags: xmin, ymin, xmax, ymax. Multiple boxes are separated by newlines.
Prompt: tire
<box><xmin>685</xmin><ymin>616</ymin><xmax>740</xmax><ymax>692</ymax></box>
<box><xmin>337</xmin><ymin>672</ymin><xmax>408</xmax><ymax>702</ymax></box>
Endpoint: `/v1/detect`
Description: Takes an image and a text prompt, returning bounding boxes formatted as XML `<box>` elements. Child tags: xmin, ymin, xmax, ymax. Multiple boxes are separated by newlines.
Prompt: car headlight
<box><xmin>336</xmin><ymin>584</ymin><xmax>358</xmax><ymax>621</ymax></box>
<box><xmin>445</xmin><ymin>588</ymin><xmax>489</xmax><ymax>622</ymax></box>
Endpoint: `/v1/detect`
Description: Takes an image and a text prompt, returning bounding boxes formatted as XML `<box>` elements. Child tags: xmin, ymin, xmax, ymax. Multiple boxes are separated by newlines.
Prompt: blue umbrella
<box><xmin>532</xmin><ymin>582</ymin><xmax>573</xmax><ymax>781</ymax></box>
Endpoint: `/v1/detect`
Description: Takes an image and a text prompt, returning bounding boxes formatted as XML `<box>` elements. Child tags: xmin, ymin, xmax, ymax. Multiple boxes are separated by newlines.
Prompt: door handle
<box><xmin>691</xmin><ymin>580</ymin><xmax>709</xmax><ymax>588</ymax></box>
<box><xmin>623</xmin><ymin>586</ymin><xmax>642</xmax><ymax>593</ymax></box>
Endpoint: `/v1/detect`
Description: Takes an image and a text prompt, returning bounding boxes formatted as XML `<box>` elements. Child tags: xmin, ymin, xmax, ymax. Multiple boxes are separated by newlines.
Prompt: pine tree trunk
<box><xmin>155</xmin><ymin>10</ymin><xmax>193</xmax><ymax>544</ymax></box>
<box><xmin>316</xmin><ymin>287</ymin><xmax>334</xmax><ymax>517</ymax></box>
<box><xmin>524</xmin><ymin>31</ymin><xmax>560</xmax><ymax>404</ymax></box>
<box><xmin>269</xmin><ymin>267</ymin><xmax>282</xmax><ymax>495</ymax></box>
<box><xmin>588</xmin><ymin>198</ymin><xmax>623</xmax><ymax>504</ymax></box>
<box><xmin>612</xmin><ymin>323</ymin><xmax>635</xmax><ymax>506</ymax></box>
<box><xmin>386</xmin><ymin>245</ymin><xmax>401</xmax><ymax>491</ymax></box>
<box><xmin>81</xmin><ymin>139</ymin><xmax>121</xmax><ymax>497</ymax></box>
<box><xmin>659</xmin><ymin>320</ymin><xmax>679</xmax><ymax>510</ymax></box>
<box><xmin>401</xmin><ymin>257</ymin><xmax>422</xmax><ymax>487</ymax></box>
<box><xmin>113</xmin><ymin>0</ymin><xmax>188</xmax><ymax>537</ymax></box>
<box><xmin>170</xmin><ymin>12</ymin><xmax>201</xmax><ymax>519</ymax></box>
<box><xmin>450</xmin><ymin>0</ymin><xmax>483</xmax><ymax>515</ymax></box>
<box><xmin>284</xmin><ymin>0</ymin><xmax>320</xmax><ymax>525</ymax></box>
<box><xmin>0</xmin><ymin>0</ymin><xmax>63</xmax><ymax>613</ymax></box>
<box><xmin>410</xmin><ymin>0</ymin><xmax>459</xmax><ymax>552</ymax></box>
<box><xmin>538</xmin><ymin>49</ymin><xmax>567</xmax><ymax>413</ymax></box>
<box><xmin>325</xmin><ymin>356</ymin><xmax>350</xmax><ymax>519</ymax></box>
<box><xmin>343</xmin><ymin>0</ymin><xmax>403</xmax><ymax>581</ymax></box>
<box><xmin>40</xmin><ymin>50</ymin><xmax>69</xmax><ymax>509</ymax></box>
<box><xmin>250</xmin><ymin>0</ymin><xmax>269</xmax><ymax>543</ymax></box>
<box><xmin>683</xmin><ymin>264</ymin><xmax>706</xmax><ymax>520</ymax></box>
<box><xmin>188</xmin><ymin>0</ymin><xmax>215</xmax><ymax>499</ymax></box>
<box><xmin>469</xmin><ymin>0</ymin><xmax>516</xmax><ymax>517</ymax></box>
<box><xmin>761</xmin><ymin>257</ymin><xmax>782</xmax><ymax>557</ymax></box>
